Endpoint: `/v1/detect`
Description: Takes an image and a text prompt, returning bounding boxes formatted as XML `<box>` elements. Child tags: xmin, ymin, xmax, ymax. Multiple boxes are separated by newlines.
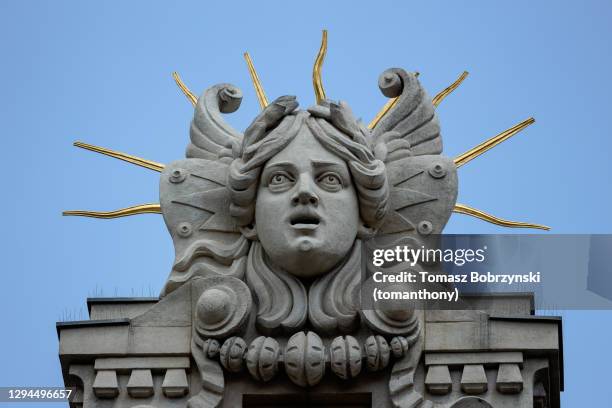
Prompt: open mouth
<box><xmin>290</xmin><ymin>214</ymin><xmax>320</xmax><ymax>230</ymax></box>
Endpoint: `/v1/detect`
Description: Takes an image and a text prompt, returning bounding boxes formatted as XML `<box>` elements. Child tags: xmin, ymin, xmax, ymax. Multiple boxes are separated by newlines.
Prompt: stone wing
<box><xmin>379</xmin><ymin>155</ymin><xmax>457</xmax><ymax>236</ymax></box>
<box><xmin>186</xmin><ymin>83</ymin><xmax>244</xmax><ymax>163</ymax></box>
<box><xmin>372</xmin><ymin>68</ymin><xmax>442</xmax><ymax>160</ymax></box>
<box><xmin>159</xmin><ymin>159</ymin><xmax>247</xmax><ymax>295</ymax></box>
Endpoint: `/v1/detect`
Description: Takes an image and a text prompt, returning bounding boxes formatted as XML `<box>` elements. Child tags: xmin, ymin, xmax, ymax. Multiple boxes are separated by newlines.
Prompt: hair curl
<box><xmin>227</xmin><ymin>96</ymin><xmax>389</xmax><ymax>233</ymax></box>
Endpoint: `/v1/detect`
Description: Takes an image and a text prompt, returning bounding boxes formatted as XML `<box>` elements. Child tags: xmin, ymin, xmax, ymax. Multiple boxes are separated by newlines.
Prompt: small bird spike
<box><xmin>432</xmin><ymin>71</ymin><xmax>469</xmax><ymax>107</ymax></box>
<box><xmin>453</xmin><ymin>203</ymin><xmax>550</xmax><ymax>230</ymax></box>
<box><xmin>73</xmin><ymin>141</ymin><xmax>165</xmax><ymax>172</ymax></box>
<box><xmin>172</xmin><ymin>72</ymin><xmax>198</xmax><ymax>106</ymax></box>
<box><xmin>313</xmin><ymin>29</ymin><xmax>328</xmax><ymax>104</ymax></box>
<box><xmin>63</xmin><ymin>203</ymin><xmax>162</xmax><ymax>219</ymax></box>
<box><xmin>454</xmin><ymin>117</ymin><xmax>535</xmax><ymax>168</ymax></box>
<box><xmin>243</xmin><ymin>52</ymin><xmax>269</xmax><ymax>109</ymax></box>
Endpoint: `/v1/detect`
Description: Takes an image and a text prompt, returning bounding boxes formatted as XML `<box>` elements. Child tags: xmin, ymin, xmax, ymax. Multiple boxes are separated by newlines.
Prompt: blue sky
<box><xmin>1</xmin><ymin>1</ymin><xmax>611</xmax><ymax>406</ymax></box>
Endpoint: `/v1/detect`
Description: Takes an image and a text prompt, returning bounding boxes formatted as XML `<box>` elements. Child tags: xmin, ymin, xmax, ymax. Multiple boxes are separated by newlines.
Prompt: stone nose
<box><xmin>291</xmin><ymin>175</ymin><xmax>319</xmax><ymax>206</ymax></box>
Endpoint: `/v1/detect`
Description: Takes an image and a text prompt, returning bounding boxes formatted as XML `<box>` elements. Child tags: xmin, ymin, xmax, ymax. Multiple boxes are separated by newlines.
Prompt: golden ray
<box><xmin>63</xmin><ymin>203</ymin><xmax>162</xmax><ymax>219</ymax></box>
<box><xmin>172</xmin><ymin>72</ymin><xmax>197</xmax><ymax>106</ymax></box>
<box><xmin>454</xmin><ymin>203</ymin><xmax>550</xmax><ymax>230</ymax></box>
<box><xmin>73</xmin><ymin>141</ymin><xmax>165</xmax><ymax>172</ymax></box>
<box><xmin>432</xmin><ymin>71</ymin><xmax>469</xmax><ymax>107</ymax></box>
<box><xmin>313</xmin><ymin>29</ymin><xmax>328</xmax><ymax>104</ymax></box>
<box><xmin>243</xmin><ymin>52</ymin><xmax>269</xmax><ymax>109</ymax></box>
<box><xmin>367</xmin><ymin>72</ymin><xmax>419</xmax><ymax>130</ymax></box>
<box><xmin>454</xmin><ymin>117</ymin><xmax>535</xmax><ymax>168</ymax></box>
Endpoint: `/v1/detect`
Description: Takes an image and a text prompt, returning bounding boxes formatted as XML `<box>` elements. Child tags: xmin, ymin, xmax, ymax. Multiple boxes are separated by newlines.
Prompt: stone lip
<box><xmin>55</xmin><ymin>318</ymin><xmax>129</xmax><ymax>338</ymax></box>
<box><xmin>86</xmin><ymin>297</ymin><xmax>159</xmax><ymax>314</ymax></box>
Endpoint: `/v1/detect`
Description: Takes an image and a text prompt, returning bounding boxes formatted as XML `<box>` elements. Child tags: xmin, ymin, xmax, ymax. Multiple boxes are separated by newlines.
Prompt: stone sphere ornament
<box><xmin>245</xmin><ymin>336</ymin><xmax>281</xmax><ymax>382</ymax></box>
<box><xmin>193</xmin><ymin>276</ymin><xmax>252</xmax><ymax>339</ymax></box>
<box><xmin>219</xmin><ymin>336</ymin><xmax>247</xmax><ymax>373</ymax></box>
<box><xmin>284</xmin><ymin>331</ymin><xmax>326</xmax><ymax>387</ymax></box>
<box><xmin>197</xmin><ymin>288</ymin><xmax>231</xmax><ymax>326</ymax></box>
<box><xmin>364</xmin><ymin>335</ymin><xmax>390</xmax><ymax>372</ymax></box>
<box><xmin>390</xmin><ymin>336</ymin><xmax>410</xmax><ymax>358</ymax></box>
<box><xmin>330</xmin><ymin>335</ymin><xmax>363</xmax><ymax>380</ymax></box>
<box><xmin>202</xmin><ymin>338</ymin><xmax>220</xmax><ymax>359</ymax></box>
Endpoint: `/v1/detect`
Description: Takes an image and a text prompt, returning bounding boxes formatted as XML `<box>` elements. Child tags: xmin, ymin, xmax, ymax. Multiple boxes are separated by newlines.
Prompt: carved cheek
<box><xmin>254</xmin><ymin>187</ymin><xmax>292</xmax><ymax>225</ymax></box>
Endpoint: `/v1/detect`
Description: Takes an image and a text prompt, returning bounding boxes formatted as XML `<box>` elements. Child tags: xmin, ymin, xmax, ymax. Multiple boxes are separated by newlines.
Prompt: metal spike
<box><xmin>454</xmin><ymin>203</ymin><xmax>550</xmax><ymax>230</ymax></box>
<box><xmin>73</xmin><ymin>141</ymin><xmax>165</xmax><ymax>172</ymax></box>
<box><xmin>432</xmin><ymin>71</ymin><xmax>469</xmax><ymax>107</ymax></box>
<box><xmin>63</xmin><ymin>203</ymin><xmax>162</xmax><ymax>219</ymax></box>
<box><xmin>244</xmin><ymin>52</ymin><xmax>269</xmax><ymax>109</ymax></box>
<box><xmin>313</xmin><ymin>29</ymin><xmax>328</xmax><ymax>104</ymax></box>
<box><xmin>454</xmin><ymin>118</ymin><xmax>535</xmax><ymax>168</ymax></box>
<box><xmin>172</xmin><ymin>72</ymin><xmax>197</xmax><ymax>106</ymax></box>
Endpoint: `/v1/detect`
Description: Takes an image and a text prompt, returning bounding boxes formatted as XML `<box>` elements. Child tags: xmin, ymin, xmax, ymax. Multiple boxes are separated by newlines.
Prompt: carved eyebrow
<box><xmin>311</xmin><ymin>160</ymin><xmax>351</xmax><ymax>183</ymax></box>
<box><xmin>311</xmin><ymin>160</ymin><xmax>344</xmax><ymax>168</ymax></box>
<box><xmin>264</xmin><ymin>161</ymin><xmax>297</xmax><ymax>171</ymax></box>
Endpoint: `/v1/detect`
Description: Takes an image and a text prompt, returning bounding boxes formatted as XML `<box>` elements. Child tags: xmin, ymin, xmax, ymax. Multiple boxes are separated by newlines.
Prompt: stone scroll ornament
<box><xmin>64</xmin><ymin>30</ymin><xmax>550</xmax><ymax>408</ymax></box>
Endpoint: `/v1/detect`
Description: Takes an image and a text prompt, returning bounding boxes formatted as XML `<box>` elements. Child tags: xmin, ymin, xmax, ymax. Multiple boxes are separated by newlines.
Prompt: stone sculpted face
<box><xmin>254</xmin><ymin>125</ymin><xmax>360</xmax><ymax>278</ymax></box>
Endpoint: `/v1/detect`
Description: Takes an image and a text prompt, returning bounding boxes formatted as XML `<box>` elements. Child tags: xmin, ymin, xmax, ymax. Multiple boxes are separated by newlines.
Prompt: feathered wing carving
<box><xmin>160</xmin><ymin>83</ymin><xmax>248</xmax><ymax>296</ymax></box>
<box><xmin>187</xmin><ymin>83</ymin><xmax>244</xmax><ymax>163</ymax></box>
<box><xmin>378</xmin><ymin>155</ymin><xmax>457</xmax><ymax>235</ymax></box>
<box><xmin>372</xmin><ymin>68</ymin><xmax>442</xmax><ymax>161</ymax></box>
<box><xmin>160</xmin><ymin>158</ymin><xmax>247</xmax><ymax>296</ymax></box>
<box><xmin>370</xmin><ymin>68</ymin><xmax>457</xmax><ymax>236</ymax></box>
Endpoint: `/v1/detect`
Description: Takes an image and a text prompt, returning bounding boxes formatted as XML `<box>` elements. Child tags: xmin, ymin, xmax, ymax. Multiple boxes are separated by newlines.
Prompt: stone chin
<box><xmin>254</xmin><ymin>195</ymin><xmax>360</xmax><ymax>278</ymax></box>
<box><xmin>260</xmin><ymin>233</ymin><xmax>354</xmax><ymax>278</ymax></box>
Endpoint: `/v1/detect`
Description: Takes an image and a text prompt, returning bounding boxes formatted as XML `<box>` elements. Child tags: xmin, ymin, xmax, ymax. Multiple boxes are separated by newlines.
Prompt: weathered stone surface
<box><xmin>425</xmin><ymin>310</ymin><xmax>489</xmax><ymax>351</ymax></box>
<box><xmin>92</xmin><ymin>370</ymin><xmax>119</xmax><ymax>398</ymax></box>
<box><xmin>496</xmin><ymin>363</ymin><xmax>524</xmax><ymax>393</ymax></box>
<box><xmin>219</xmin><ymin>336</ymin><xmax>247</xmax><ymax>373</ymax></box>
<box><xmin>126</xmin><ymin>369</ymin><xmax>154</xmax><ymax>398</ymax></box>
<box><xmin>460</xmin><ymin>365</ymin><xmax>488</xmax><ymax>394</ymax></box>
<box><xmin>245</xmin><ymin>336</ymin><xmax>280</xmax><ymax>382</ymax></box>
<box><xmin>390</xmin><ymin>336</ymin><xmax>410</xmax><ymax>358</ymax></box>
<box><xmin>425</xmin><ymin>365</ymin><xmax>452</xmax><ymax>395</ymax></box>
<box><xmin>284</xmin><ymin>331</ymin><xmax>325</xmax><ymax>387</ymax></box>
<box><xmin>88</xmin><ymin>298</ymin><xmax>157</xmax><ymax>320</ymax></box>
<box><xmin>330</xmin><ymin>335</ymin><xmax>362</xmax><ymax>379</ymax></box>
<box><xmin>94</xmin><ymin>356</ymin><xmax>189</xmax><ymax>372</ymax></box>
<box><xmin>162</xmin><ymin>368</ymin><xmax>189</xmax><ymax>398</ymax></box>
<box><xmin>425</xmin><ymin>351</ymin><xmax>523</xmax><ymax>366</ymax></box>
<box><xmin>365</xmin><ymin>335</ymin><xmax>390</xmax><ymax>372</ymax></box>
<box><xmin>60</xmin><ymin>324</ymin><xmax>129</xmax><ymax>357</ymax></box>
<box><xmin>451</xmin><ymin>396</ymin><xmax>494</xmax><ymax>407</ymax></box>
<box><xmin>192</xmin><ymin>276</ymin><xmax>252</xmax><ymax>339</ymax></box>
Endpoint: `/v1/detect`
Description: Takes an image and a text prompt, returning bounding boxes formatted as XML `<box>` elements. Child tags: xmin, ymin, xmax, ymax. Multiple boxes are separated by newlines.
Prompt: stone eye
<box><xmin>318</xmin><ymin>173</ymin><xmax>342</xmax><ymax>190</ymax></box>
<box><xmin>270</xmin><ymin>173</ymin><xmax>290</xmax><ymax>185</ymax></box>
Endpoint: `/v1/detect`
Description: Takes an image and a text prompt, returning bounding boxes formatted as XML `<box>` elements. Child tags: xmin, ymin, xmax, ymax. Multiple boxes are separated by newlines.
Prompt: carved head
<box><xmin>227</xmin><ymin>98</ymin><xmax>389</xmax><ymax>278</ymax></box>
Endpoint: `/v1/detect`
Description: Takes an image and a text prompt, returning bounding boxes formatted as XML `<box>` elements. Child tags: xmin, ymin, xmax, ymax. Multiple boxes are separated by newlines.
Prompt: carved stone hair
<box><xmin>227</xmin><ymin>96</ymin><xmax>389</xmax><ymax>234</ymax></box>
